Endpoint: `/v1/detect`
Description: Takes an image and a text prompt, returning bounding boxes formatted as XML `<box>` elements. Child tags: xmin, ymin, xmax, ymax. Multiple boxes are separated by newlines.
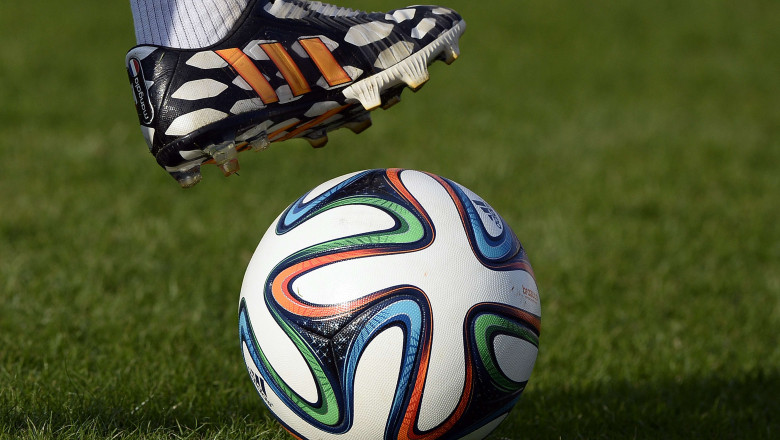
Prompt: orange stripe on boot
<box><xmin>277</xmin><ymin>104</ymin><xmax>352</xmax><ymax>142</ymax></box>
<box><xmin>299</xmin><ymin>38</ymin><xmax>352</xmax><ymax>87</ymax></box>
<box><xmin>260</xmin><ymin>43</ymin><xmax>311</xmax><ymax>96</ymax></box>
<box><xmin>215</xmin><ymin>48</ymin><xmax>279</xmax><ymax>104</ymax></box>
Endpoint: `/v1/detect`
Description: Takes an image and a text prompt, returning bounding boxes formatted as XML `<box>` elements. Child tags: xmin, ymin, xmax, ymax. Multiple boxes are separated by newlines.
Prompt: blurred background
<box><xmin>1</xmin><ymin>0</ymin><xmax>778</xmax><ymax>438</ymax></box>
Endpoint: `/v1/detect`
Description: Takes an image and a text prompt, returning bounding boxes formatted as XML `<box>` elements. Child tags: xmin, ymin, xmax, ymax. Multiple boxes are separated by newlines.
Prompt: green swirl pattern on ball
<box><xmin>283</xmin><ymin>196</ymin><xmax>426</xmax><ymax>261</ymax></box>
<box><xmin>474</xmin><ymin>313</ymin><xmax>540</xmax><ymax>391</ymax></box>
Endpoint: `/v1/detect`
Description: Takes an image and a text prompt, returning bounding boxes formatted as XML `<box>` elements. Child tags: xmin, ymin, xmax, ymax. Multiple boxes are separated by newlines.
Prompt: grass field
<box><xmin>1</xmin><ymin>0</ymin><xmax>778</xmax><ymax>438</ymax></box>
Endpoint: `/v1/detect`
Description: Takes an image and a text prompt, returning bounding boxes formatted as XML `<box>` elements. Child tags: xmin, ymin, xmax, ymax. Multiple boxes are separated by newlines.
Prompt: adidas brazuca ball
<box><xmin>239</xmin><ymin>169</ymin><xmax>541</xmax><ymax>439</ymax></box>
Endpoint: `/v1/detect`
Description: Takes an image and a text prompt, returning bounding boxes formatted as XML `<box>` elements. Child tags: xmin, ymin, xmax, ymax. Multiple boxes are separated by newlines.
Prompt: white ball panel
<box><xmin>241</xmin><ymin>294</ymin><xmax>318</xmax><ymax>403</ymax></box>
<box><xmin>244</xmin><ymin>203</ymin><xmax>396</xmax><ymax>304</ymax></box>
<box><xmin>242</xmin><ymin>341</ymin><xmax>314</xmax><ymax>437</ymax></box>
<box><xmin>508</xmin><ymin>270</ymin><xmax>541</xmax><ymax>317</ymax></box>
<box><xmin>350</xmin><ymin>326</ymin><xmax>404</xmax><ymax>438</ymax></box>
<box><xmin>260</xmin><ymin>328</ymin><xmax>405</xmax><ymax>440</ymax></box>
<box><xmin>242</xmin><ymin>342</ymin><xmax>270</xmax><ymax>405</ymax></box>
<box><xmin>400</xmin><ymin>171</ymin><xmax>501</xmax><ymax>431</ymax></box>
<box><xmin>493</xmin><ymin>335</ymin><xmax>538</xmax><ymax>384</ymax></box>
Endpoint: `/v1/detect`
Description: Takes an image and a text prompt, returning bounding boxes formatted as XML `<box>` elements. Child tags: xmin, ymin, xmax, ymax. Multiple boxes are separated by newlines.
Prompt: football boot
<box><xmin>126</xmin><ymin>0</ymin><xmax>465</xmax><ymax>187</ymax></box>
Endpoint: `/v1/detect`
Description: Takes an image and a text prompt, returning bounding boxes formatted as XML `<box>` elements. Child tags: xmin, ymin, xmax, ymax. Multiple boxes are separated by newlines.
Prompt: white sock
<box><xmin>130</xmin><ymin>0</ymin><xmax>251</xmax><ymax>49</ymax></box>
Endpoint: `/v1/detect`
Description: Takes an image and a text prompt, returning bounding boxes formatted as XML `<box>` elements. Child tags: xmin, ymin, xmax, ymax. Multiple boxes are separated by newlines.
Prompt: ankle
<box><xmin>130</xmin><ymin>0</ymin><xmax>250</xmax><ymax>49</ymax></box>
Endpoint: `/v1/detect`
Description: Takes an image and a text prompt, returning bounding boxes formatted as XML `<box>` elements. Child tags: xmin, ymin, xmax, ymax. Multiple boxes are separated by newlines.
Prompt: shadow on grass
<box><xmin>501</xmin><ymin>369</ymin><xmax>778</xmax><ymax>439</ymax></box>
<box><xmin>2</xmin><ymin>370</ymin><xmax>777</xmax><ymax>438</ymax></box>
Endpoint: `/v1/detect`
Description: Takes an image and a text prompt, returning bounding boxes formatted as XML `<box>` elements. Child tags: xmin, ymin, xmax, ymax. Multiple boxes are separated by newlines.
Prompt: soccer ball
<box><xmin>239</xmin><ymin>169</ymin><xmax>541</xmax><ymax>439</ymax></box>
